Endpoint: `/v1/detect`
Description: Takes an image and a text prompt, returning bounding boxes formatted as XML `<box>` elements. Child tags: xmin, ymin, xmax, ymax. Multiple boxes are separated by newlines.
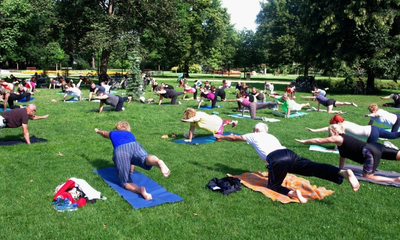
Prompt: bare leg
<box><xmin>288</xmin><ymin>190</ymin><xmax>307</xmax><ymax>203</ymax></box>
<box><xmin>145</xmin><ymin>155</ymin><xmax>171</xmax><ymax>177</ymax></box>
<box><xmin>335</xmin><ymin>101</ymin><xmax>357</xmax><ymax>107</ymax></box>
<box><xmin>326</xmin><ymin>105</ymin><xmax>342</xmax><ymax>114</ymax></box>
<box><xmin>300</xmin><ymin>103</ymin><xmax>310</xmax><ymax>108</ymax></box>
<box><xmin>339</xmin><ymin>169</ymin><xmax>360</xmax><ymax>192</ymax></box>
<box><xmin>124</xmin><ymin>183</ymin><xmax>152</xmax><ymax>200</ymax></box>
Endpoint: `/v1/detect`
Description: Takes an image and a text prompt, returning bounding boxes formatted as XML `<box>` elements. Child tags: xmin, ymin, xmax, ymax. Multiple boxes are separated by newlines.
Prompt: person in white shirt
<box><xmin>365</xmin><ymin>103</ymin><xmax>400</xmax><ymax>132</ymax></box>
<box><xmin>214</xmin><ymin>122</ymin><xmax>359</xmax><ymax>203</ymax></box>
<box><xmin>307</xmin><ymin>114</ymin><xmax>400</xmax><ymax>143</ymax></box>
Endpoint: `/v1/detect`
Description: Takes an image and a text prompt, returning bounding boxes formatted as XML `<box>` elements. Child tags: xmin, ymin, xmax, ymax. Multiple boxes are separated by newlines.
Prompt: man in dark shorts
<box><xmin>0</xmin><ymin>103</ymin><xmax>49</xmax><ymax>144</ymax></box>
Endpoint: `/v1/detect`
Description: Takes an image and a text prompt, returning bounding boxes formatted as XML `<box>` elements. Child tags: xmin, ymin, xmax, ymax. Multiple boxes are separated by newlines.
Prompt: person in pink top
<box><xmin>236</xmin><ymin>92</ymin><xmax>277</xmax><ymax>120</ymax></box>
<box><xmin>182</xmin><ymin>83</ymin><xmax>197</xmax><ymax>100</ymax></box>
<box><xmin>197</xmin><ymin>87</ymin><xmax>219</xmax><ymax>109</ymax></box>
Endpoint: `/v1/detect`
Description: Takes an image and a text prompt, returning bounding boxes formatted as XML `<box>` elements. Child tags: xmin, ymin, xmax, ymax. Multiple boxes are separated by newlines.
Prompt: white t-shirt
<box><xmin>371</xmin><ymin>109</ymin><xmax>397</xmax><ymax>127</ymax></box>
<box><xmin>342</xmin><ymin>121</ymin><xmax>371</xmax><ymax>141</ymax></box>
<box><xmin>242</xmin><ymin>132</ymin><xmax>286</xmax><ymax>162</ymax></box>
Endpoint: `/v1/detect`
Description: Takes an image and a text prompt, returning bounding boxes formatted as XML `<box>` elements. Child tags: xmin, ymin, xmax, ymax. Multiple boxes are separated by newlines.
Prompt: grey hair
<box><xmin>254</xmin><ymin>123</ymin><xmax>268</xmax><ymax>133</ymax></box>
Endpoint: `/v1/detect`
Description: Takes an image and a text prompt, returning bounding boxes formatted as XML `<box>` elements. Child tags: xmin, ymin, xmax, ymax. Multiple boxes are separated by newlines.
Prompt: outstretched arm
<box><xmin>181</xmin><ymin>115</ymin><xmax>200</xmax><ymax>123</ymax></box>
<box><xmin>214</xmin><ymin>133</ymin><xmax>246</xmax><ymax>142</ymax></box>
<box><xmin>94</xmin><ymin>128</ymin><xmax>110</xmax><ymax>139</ymax></box>
<box><xmin>380</xmin><ymin>95</ymin><xmax>391</xmax><ymax>100</ymax></box>
<box><xmin>306</xmin><ymin>126</ymin><xmax>329</xmax><ymax>132</ymax></box>
<box><xmin>31</xmin><ymin>114</ymin><xmax>49</xmax><ymax>120</ymax></box>
<box><xmin>295</xmin><ymin>135</ymin><xmax>343</xmax><ymax>145</ymax></box>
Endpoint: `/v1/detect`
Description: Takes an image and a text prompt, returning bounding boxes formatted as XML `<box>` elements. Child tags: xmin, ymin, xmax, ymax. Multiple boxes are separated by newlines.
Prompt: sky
<box><xmin>220</xmin><ymin>0</ymin><xmax>264</xmax><ymax>32</ymax></box>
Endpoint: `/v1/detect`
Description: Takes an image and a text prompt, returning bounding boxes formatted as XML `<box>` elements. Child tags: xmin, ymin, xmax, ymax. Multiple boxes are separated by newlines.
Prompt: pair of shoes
<box><xmin>384</xmin><ymin>141</ymin><xmax>399</xmax><ymax>150</ymax></box>
<box><xmin>232</xmin><ymin>120</ymin><xmax>238</xmax><ymax>129</ymax></box>
<box><xmin>121</xmin><ymin>107</ymin><xmax>125</xmax><ymax>111</ymax></box>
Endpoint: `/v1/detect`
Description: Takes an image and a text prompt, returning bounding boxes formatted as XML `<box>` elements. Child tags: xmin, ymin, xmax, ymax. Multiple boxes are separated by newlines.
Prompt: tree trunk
<box><xmin>99</xmin><ymin>49</ymin><xmax>111</xmax><ymax>83</ymax></box>
<box><xmin>141</xmin><ymin>56</ymin><xmax>146</xmax><ymax>73</ymax></box>
<box><xmin>184</xmin><ymin>64</ymin><xmax>189</xmax><ymax>78</ymax></box>
<box><xmin>366</xmin><ymin>69</ymin><xmax>375</xmax><ymax>94</ymax></box>
<box><xmin>303</xmin><ymin>65</ymin><xmax>309</xmax><ymax>77</ymax></box>
<box><xmin>91</xmin><ymin>56</ymin><xmax>95</xmax><ymax>69</ymax></box>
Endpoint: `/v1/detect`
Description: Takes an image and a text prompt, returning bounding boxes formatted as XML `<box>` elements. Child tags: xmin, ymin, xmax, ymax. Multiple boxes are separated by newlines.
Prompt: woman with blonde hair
<box><xmin>296</xmin><ymin>124</ymin><xmax>400</xmax><ymax>183</ymax></box>
<box><xmin>306</xmin><ymin>114</ymin><xmax>400</xmax><ymax>143</ymax></box>
<box><xmin>181</xmin><ymin>108</ymin><xmax>237</xmax><ymax>142</ymax></box>
<box><xmin>95</xmin><ymin>121</ymin><xmax>170</xmax><ymax>200</ymax></box>
<box><xmin>365</xmin><ymin>103</ymin><xmax>400</xmax><ymax>132</ymax></box>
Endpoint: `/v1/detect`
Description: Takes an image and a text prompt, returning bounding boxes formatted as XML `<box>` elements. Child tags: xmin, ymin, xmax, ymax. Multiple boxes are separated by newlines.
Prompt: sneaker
<box><xmin>232</xmin><ymin>120</ymin><xmax>238</xmax><ymax>129</ymax></box>
<box><xmin>384</xmin><ymin>141</ymin><xmax>399</xmax><ymax>150</ymax></box>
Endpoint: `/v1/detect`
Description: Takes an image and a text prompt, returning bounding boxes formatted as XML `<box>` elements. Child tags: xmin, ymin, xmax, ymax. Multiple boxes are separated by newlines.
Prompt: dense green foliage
<box><xmin>1</xmin><ymin>79</ymin><xmax>400</xmax><ymax>238</ymax></box>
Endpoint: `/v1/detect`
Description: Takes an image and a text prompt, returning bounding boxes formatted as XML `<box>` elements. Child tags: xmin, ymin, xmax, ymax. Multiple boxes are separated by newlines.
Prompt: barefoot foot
<box><xmin>140</xmin><ymin>186</ymin><xmax>152</xmax><ymax>200</ymax></box>
<box><xmin>342</xmin><ymin>169</ymin><xmax>360</xmax><ymax>192</ymax></box>
<box><xmin>158</xmin><ymin>160</ymin><xmax>171</xmax><ymax>177</ymax></box>
<box><xmin>288</xmin><ymin>190</ymin><xmax>308</xmax><ymax>203</ymax></box>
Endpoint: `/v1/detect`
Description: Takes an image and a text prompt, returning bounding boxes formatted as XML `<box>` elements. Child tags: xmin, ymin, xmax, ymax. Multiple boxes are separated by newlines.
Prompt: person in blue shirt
<box><xmin>95</xmin><ymin>121</ymin><xmax>171</xmax><ymax>200</ymax></box>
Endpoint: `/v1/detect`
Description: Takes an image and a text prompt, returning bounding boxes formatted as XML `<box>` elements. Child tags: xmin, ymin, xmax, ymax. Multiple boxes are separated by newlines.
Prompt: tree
<box><xmin>44</xmin><ymin>42</ymin><xmax>68</xmax><ymax>71</ymax></box>
<box><xmin>177</xmin><ymin>0</ymin><xmax>231</xmax><ymax>77</ymax></box>
<box><xmin>55</xmin><ymin>0</ymin><xmax>183</xmax><ymax>82</ymax></box>
<box><xmin>126</xmin><ymin>51</ymin><xmax>144</xmax><ymax>101</ymax></box>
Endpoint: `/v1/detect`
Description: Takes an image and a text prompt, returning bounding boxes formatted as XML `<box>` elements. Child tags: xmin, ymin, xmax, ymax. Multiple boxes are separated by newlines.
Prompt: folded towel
<box><xmin>229</xmin><ymin>171</ymin><xmax>334</xmax><ymax>204</ymax></box>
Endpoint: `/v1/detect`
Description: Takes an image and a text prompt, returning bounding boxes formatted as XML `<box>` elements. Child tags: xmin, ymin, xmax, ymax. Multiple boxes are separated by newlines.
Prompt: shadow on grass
<box><xmin>189</xmin><ymin>161</ymin><xmax>251</xmax><ymax>175</ymax></box>
<box><xmin>89</xmin><ymin>106</ymin><xmax>115</xmax><ymax>112</ymax></box>
<box><xmin>84</xmin><ymin>155</ymin><xmax>113</xmax><ymax>170</ymax></box>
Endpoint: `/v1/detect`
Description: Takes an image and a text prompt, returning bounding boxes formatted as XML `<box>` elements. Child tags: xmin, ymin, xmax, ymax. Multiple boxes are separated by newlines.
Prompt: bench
<box><xmin>213</xmin><ymin>71</ymin><xmax>241</xmax><ymax>78</ymax></box>
<box><xmin>26</xmin><ymin>67</ymin><xmax>37</xmax><ymax>70</ymax></box>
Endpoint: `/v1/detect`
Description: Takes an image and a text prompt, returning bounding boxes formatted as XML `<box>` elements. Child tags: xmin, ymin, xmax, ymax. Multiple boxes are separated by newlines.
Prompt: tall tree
<box><xmin>177</xmin><ymin>0</ymin><xmax>231</xmax><ymax>77</ymax></box>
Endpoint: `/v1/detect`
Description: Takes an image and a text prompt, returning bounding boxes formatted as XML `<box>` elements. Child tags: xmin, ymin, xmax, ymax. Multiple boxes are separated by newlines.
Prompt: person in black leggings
<box><xmin>156</xmin><ymin>86</ymin><xmax>184</xmax><ymax>105</ymax></box>
<box><xmin>296</xmin><ymin>124</ymin><xmax>400</xmax><ymax>183</ymax></box>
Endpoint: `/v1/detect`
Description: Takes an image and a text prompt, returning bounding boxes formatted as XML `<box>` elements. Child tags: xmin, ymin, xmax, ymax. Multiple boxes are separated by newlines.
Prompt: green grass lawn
<box><xmin>1</xmin><ymin>82</ymin><xmax>400</xmax><ymax>239</ymax></box>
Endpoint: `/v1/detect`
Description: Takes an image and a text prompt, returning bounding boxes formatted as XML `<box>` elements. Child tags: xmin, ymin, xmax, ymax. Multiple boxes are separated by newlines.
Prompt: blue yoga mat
<box><xmin>199</xmin><ymin>105</ymin><xmax>221</xmax><ymax>110</ymax></box>
<box><xmin>173</xmin><ymin>132</ymin><xmax>241</xmax><ymax>145</ymax></box>
<box><xmin>17</xmin><ymin>97</ymin><xmax>34</xmax><ymax>102</ymax></box>
<box><xmin>93</xmin><ymin>167</ymin><xmax>183</xmax><ymax>209</ymax></box>
<box><xmin>64</xmin><ymin>98</ymin><xmax>79</xmax><ymax>102</ymax></box>
<box><xmin>0</xmin><ymin>108</ymin><xmax>12</xmax><ymax>112</ymax></box>
<box><xmin>309</xmin><ymin>145</ymin><xmax>339</xmax><ymax>154</ymax></box>
<box><xmin>228</xmin><ymin>114</ymin><xmax>252</xmax><ymax>119</ymax></box>
<box><xmin>272</xmin><ymin>110</ymin><xmax>308</xmax><ymax>118</ymax></box>
<box><xmin>382</xmin><ymin>128</ymin><xmax>400</xmax><ymax>132</ymax></box>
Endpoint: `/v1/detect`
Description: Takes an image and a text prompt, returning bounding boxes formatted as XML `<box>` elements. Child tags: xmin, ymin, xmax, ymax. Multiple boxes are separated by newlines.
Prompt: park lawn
<box><xmin>1</xmin><ymin>82</ymin><xmax>400</xmax><ymax>239</ymax></box>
